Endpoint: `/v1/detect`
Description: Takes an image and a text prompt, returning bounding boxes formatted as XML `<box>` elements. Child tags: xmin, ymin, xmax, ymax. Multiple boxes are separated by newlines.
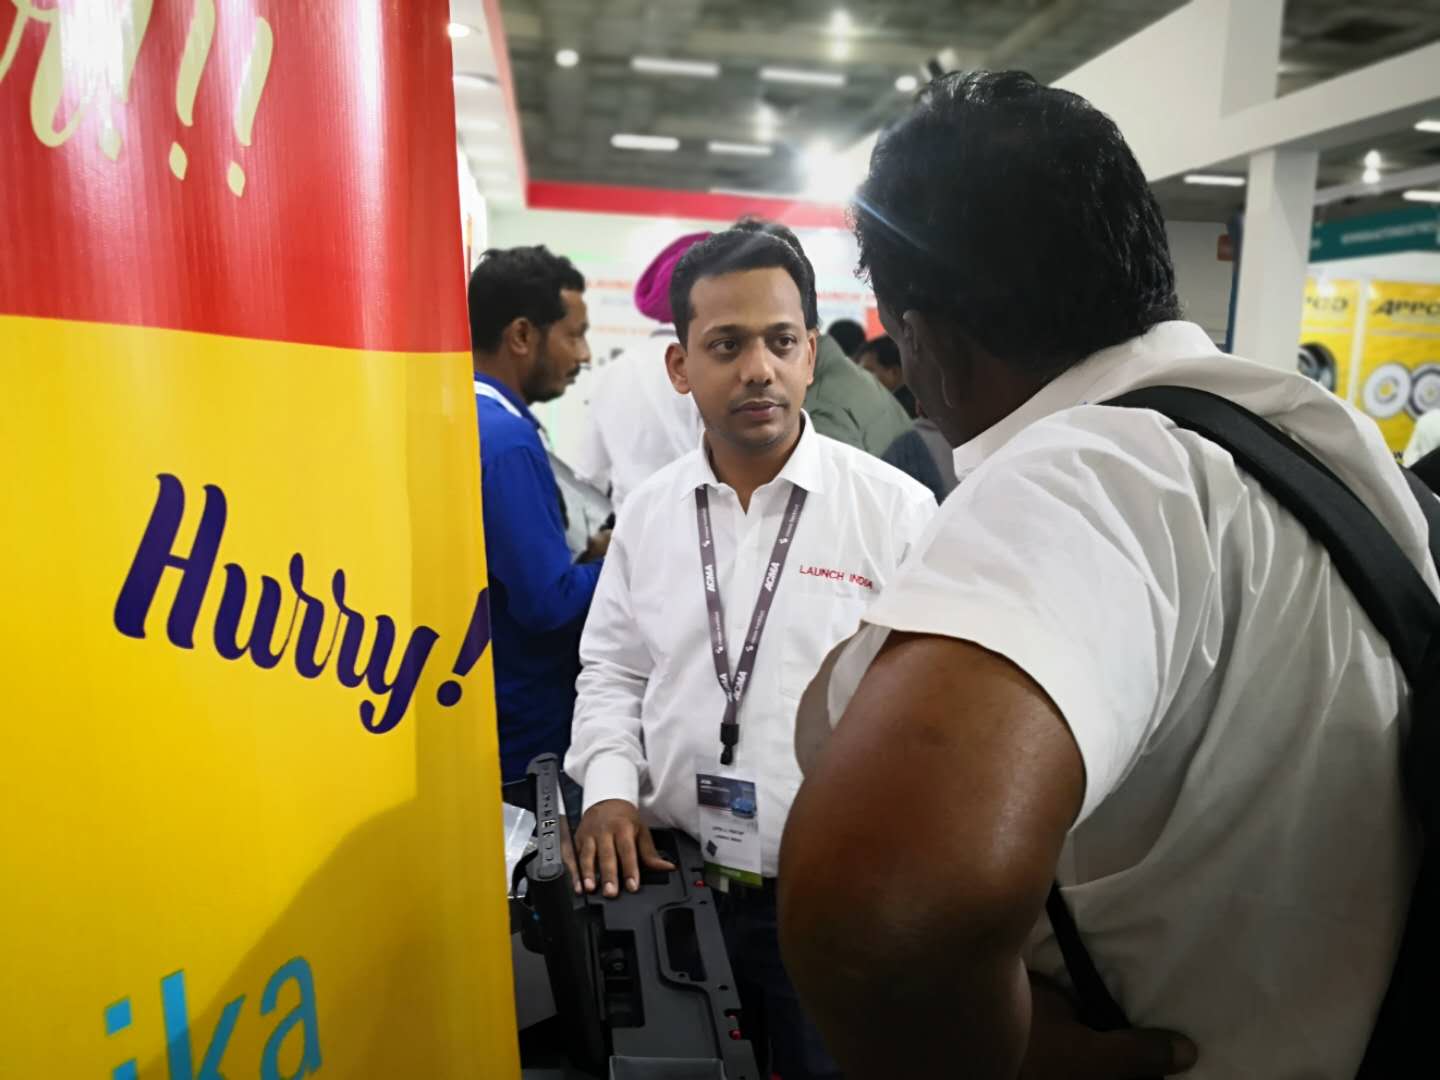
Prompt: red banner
<box><xmin>0</xmin><ymin>0</ymin><xmax>468</xmax><ymax>351</ymax></box>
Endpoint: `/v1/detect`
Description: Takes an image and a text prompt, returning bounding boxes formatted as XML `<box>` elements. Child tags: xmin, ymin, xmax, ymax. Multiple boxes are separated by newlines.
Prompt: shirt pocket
<box><xmin>778</xmin><ymin>570</ymin><xmax>876</xmax><ymax>703</ymax></box>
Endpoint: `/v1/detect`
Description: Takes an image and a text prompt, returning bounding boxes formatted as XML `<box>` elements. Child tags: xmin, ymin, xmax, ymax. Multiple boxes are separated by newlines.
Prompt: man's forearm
<box><xmin>780</xmin><ymin>881</ymin><xmax>1033</xmax><ymax>1078</ymax></box>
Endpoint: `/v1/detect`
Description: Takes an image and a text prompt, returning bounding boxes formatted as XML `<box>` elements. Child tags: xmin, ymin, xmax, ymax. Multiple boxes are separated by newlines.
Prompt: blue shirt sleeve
<box><xmin>482</xmin><ymin>443</ymin><xmax>602</xmax><ymax>633</ymax></box>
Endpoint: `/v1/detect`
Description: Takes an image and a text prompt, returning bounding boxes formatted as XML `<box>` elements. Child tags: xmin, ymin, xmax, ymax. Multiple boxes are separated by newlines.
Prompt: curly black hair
<box><xmin>467</xmin><ymin>245</ymin><xmax>586</xmax><ymax>353</ymax></box>
<box><xmin>853</xmin><ymin>70</ymin><xmax>1180</xmax><ymax>377</ymax></box>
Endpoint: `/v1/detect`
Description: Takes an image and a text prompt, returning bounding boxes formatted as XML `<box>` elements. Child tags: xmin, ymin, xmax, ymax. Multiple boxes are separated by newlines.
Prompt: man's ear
<box><xmin>805</xmin><ymin>329</ymin><xmax>819</xmax><ymax>387</ymax></box>
<box><xmin>503</xmin><ymin>316</ymin><xmax>534</xmax><ymax>357</ymax></box>
<box><xmin>901</xmin><ymin>309</ymin><xmax>958</xmax><ymax>385</ymax></box>
<box><xmin>665</xmin><ymin>342</ymin><xmax>691</xmax><ymax>395</ymax></box>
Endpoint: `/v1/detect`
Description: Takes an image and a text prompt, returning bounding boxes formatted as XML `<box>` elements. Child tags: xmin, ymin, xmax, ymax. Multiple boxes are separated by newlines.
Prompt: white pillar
<box><xmin>1231</xmin><ymin>147</ymin><xmax>1319</xmax><ymax>368</ymax></box>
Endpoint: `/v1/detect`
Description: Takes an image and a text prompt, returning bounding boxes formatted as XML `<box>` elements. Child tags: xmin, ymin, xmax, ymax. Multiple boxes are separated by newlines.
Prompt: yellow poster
<box><xmin>1</xmin><ymin>3</ymin><xmax>518</xmax><ymax>1078</ymax></box>
<box><xmin>1354</xmin><ymin>281</ymin><xmax>1440</xmax><ymax>453</ymax></box>
<box><xmin>1299</xmin><ymin>278</ymin><xmax>1360</xmax><ymax>401</ymax></box>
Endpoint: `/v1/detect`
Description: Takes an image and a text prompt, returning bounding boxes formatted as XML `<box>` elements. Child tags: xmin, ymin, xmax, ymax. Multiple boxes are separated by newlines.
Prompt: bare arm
<box><xmin>779</xmin><ymin>632</ymin><xmax>1084</xmax><ymax>1078</ymax></box>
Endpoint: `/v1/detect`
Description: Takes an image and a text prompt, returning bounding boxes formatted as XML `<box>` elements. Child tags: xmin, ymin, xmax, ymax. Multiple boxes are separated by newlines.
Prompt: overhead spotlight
<box><xmin>895</xmin><ymin>73</ymin><xmax>919</xmax><ymax>93</ymax></box>
<box><xmin>1363</xmin><ymin>166</ymin><xmax>1381</xmax><ymax>184</ymax></box>
<box><xmin>1416</xmin><ymin>120</ymin><xmax>1440</xmax><ymax>134</ymax></box>
<box><xmin>556</xmin><ymin>48</ymin><xmax>580</xmax><ymax>68</ymax></box>
<box><xmin>830</xmin><ymin>9</ymin><xmax>853</xmax><ymax>35</ymax></box>
<box><xmin>1403</xmin><ymin>189</ymin><xmax>1440</xmax><ymax>203</ymax></box>
<box><xmin>447</xmin><ymin>22</ymin><xmax>473</xmax><ymax>39</ymax></box>
<box><xmin>1363</xmin><ymin>149</ymin><xmax>1381</xmax><ymax>169</ymax></box>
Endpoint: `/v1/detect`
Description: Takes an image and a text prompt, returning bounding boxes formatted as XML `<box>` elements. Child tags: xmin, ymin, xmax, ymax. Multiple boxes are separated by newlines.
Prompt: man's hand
<box><xmin>574</xmin><ymin>798</ymin><xmax>674</xmax><ymax>897</ymax></box>
<box><xmin>581</xmin><ymin>527</ymin><xmax>612</xmax><ymax>563</ymax></box>
<box><xmin>1020</xmin><ymin>976</ymin><xmax>1197</xmax><ymax>1079</ymax></box>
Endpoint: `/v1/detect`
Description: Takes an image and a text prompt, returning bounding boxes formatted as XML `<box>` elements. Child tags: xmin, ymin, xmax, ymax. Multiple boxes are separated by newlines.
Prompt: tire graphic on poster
<box><xmin>1298</xmin><ymin>342</ymin><xmax>1338</xmax><ymax>391</ymax></box>
<box><xmin>1362</xmin><ymin>362</ymin><xmax>1412</xmax><ymax>420</ymax></box>
<box><xmin>1408</xmin><ymin>363</ymin><xmax>1440</xmax><ymax>418</ymax></box>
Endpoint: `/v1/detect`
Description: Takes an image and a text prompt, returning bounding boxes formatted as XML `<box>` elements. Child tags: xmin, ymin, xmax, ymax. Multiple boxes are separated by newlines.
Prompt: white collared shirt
<box><xmin>573</xmin><ymin>329</ymin><xmax>703</xmax><ymax>511</ymax></box>
<box><xmin>568</xmin><ymin>415</ymin><xmax>935</xmax><ymax>876</ymax></box>
<box><xmin>798</xmin><ymin>322</ymin><xmax>1433</xmax><ymax>1077</ymax></box>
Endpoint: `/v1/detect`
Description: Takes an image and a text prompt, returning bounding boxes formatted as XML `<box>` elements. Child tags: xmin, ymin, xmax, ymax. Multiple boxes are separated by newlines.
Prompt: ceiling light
<box><xmin>1417</xmin><ymin>120</ymin><xmax>1440</xmax><ymax>134</ymax></box>
<box><xmin>556</xmin><ymin>48</ymin><xmax>580</xmax><ymax>68</ymax></box>
<box><xmin>447</xmin><ymin>22</ymin><xmax>473</xmax><ymax>39</ymax></box>
<box><xmin>1183</xmin><ymin>174</ymin><xmax>1246</xmax><ymax>187</ymax></box>
<box><xmin>830</xmin><ymin>9</ymin><xmax>853</xmax><ymax>35</ymax></box>
<box><xmin>760</xmin><ymin>66</ymin><xmax>846</xmax><ymax>88</ymax></box>
<box><xmin>632</xmin><ymin>56</ymin><xmax>720</xmax><ymax>78</ymax></box>
<box><xmin>895</xmin><ymin>73</ymin><xmax>919</xmax><ymax>93</ymax></box>
<box><xmin>1364</xmin><ymin>149</ymin><xmax>1381</xmax><ymax>169</ymax></box>
<box><xmin>611</xmin><ymin>133</ymin><xmax>680</xmax><ymax>152</ymax></box>
<box><xmin>1363</xmin><ymin>166</ymin><xmax>1381</xmax><ymax>184</ymax></box>
<box><xmin>1403</xmin><ymin>189</ymin><xmax>1440</xmax><ymax>204</ymax></box>
<box><xmin>708</xmin><ymin>140</ymin><xmax>775</xmax><ymax>157</ymax></box>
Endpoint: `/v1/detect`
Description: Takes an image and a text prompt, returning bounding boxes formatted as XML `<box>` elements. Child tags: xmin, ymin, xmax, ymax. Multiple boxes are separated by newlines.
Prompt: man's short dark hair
<box><xmin>669</xmin><ymin>219</ymin><xmax>819</xmax><ymax>345</ymax></box>
<box><xmin>858</xmin><ymin>335</ymin><xmax>901</xmax><ymax>370</ymax></box>
<box><xmin>826</xmin><ymin>319</ymin><xmax>867</xmax><ymax>357</ymax></box>
<box><xmin>467</xmin><ymin>245</ymin><xmax>585</xmax><ymax>353</ymax></box>
<box><xmin>853</xmin><ymin>70</ymin><xmax>1180</xmax><ymax>377</ymax></box>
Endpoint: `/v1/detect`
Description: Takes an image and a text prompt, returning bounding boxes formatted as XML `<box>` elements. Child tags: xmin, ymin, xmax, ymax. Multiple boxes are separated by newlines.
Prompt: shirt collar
<box><xmin>952</xmin><ymin>321</ymin><xmax>1221</xmax><ymax>478</ymax></box>
<box><xmin>677</xmin><ymin>411</ymin><xmax>826</xmax><ymax>499</ymax></box>
<box><xmin>474</xmin><ymin>373</ymin><xmax>541</xmax><ymax>430</ymax></box>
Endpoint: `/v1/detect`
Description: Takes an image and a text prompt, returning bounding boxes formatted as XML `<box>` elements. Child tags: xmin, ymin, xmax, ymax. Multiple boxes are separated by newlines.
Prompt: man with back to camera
<box><xmin>780</xmin><ymin>72</ymin><xmax>1434</xmax><ymax>1078</ymax></box>
<box><xmin>468</xmin><ymin>245</ymin><xmax>609</xmax><ymax>799</ymax></box>
<box><xmin>565</xmin><ymin>221</ymin><xmax>936</xmax><ymax>1079</ymax></box>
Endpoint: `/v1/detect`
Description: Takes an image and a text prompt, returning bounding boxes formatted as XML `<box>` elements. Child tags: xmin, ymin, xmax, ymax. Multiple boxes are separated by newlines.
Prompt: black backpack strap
<box><xmin>1045</xmin><ymin>385</ymin><xmax>1440</xmax><ymax>1049</ymax></box>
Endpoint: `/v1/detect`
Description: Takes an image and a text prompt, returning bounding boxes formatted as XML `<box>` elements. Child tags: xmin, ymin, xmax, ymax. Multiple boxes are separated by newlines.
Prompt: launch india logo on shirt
<box><xmin>0</xmin><ymin>2</ymin><xmax>519</xmax><ymax>1077</ymax></box>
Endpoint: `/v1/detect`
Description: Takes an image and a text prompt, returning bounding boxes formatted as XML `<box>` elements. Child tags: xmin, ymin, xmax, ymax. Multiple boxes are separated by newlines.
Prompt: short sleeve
<box><xmin>860</xmin><ymin>408</ymin><xmax>1216</xmax><ymax>824</ymax></box>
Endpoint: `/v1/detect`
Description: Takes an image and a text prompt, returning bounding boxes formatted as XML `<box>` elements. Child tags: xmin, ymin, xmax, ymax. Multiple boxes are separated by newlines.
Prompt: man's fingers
<box><xmin>1089</xmin><ymin>1028</ymin><xmax>1198</xmax><ymax>1078</ymax></box>
<box><xmin>597</xmin><ymin>829</ymin><xmax>621</xmax><ymax>898</ymax></box>
<box><xmin>637</xmin><ymin>826</ymin><xmax>676</xmax><ymax>871</ymax></box>
<box><xmin>615</xmin><ymin>827</ymin><xmax>641</xmax><ymax>893</ymax></box>
<box><xmin>578</xmin><ymin>832</ymin><xmax>598</xmax><ymax>894</ymax></box>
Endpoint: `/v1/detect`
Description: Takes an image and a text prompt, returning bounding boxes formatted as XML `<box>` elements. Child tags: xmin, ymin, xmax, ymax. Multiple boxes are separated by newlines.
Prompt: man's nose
<box><xmin>736</xmin><ymin>339</ymin><xmax>776</xmax><ymax>385</ymax></box>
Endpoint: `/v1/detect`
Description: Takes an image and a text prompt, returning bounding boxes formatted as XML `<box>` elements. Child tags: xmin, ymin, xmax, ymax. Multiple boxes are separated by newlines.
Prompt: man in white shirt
<box><xmin>780</xmin><ymin>71</ymin><xmax>1432</xmax><ymax>1080</ymax></box>
<box><xmin>567</xmin><ymin>221</ymin><xmax>935</xmax><ymax>1079</ymax></box>
<box><xmin>573</xmin><ymin>231</ymin><xmax>709</xmax><ymax>510</ymax></box>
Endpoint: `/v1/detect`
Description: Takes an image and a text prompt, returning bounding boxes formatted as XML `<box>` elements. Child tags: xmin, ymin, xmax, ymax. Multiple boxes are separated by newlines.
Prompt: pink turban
<box><xmin>634</xmin><ymin>231</ymin><xmax>711</xmax><ymax>324</ymax></box>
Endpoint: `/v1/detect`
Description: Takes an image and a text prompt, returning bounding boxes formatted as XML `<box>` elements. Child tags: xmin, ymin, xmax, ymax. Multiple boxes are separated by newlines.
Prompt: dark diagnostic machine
<box><xmin>512</xmin><ymin>754</ymin><xmax>760</xmax><ymax>1080</ymax></box>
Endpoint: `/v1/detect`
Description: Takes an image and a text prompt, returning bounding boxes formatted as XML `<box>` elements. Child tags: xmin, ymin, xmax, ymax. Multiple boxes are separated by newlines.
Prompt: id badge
<box><xmin>695</xmin><ymin>756</ymin><xmax>762</xmax><ymax>889</ymax></box>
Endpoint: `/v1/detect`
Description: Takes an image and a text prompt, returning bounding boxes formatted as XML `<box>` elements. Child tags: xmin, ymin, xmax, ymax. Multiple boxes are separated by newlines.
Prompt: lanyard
<box><xmin>695</xmin><ymin>484</ymin><xmax>808</xmax><ymax>765</ymax></box>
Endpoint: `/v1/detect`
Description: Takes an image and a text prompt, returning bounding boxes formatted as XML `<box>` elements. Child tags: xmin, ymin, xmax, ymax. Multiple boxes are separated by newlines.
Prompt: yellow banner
<box><xmin>1</xmin><ymin>316</ymin><xmax>518</xmax><ymax>1077</ymax></box>
<box><xmin>1354</xmin><ymin>281</ymin><xmax>1440</xmax><ymax>452</ymax></box>
<box><xmin>1300</xmin><ymin>277</ymin><xmax>1359</xmax><ymax>400</ymax></box>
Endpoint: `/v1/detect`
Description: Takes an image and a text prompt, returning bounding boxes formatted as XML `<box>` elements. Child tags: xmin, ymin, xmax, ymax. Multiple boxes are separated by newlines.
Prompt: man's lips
<box><xmin>732</xmin><ymin>399</ymin><xmax>783</xmax><ymax>414</ymax></box>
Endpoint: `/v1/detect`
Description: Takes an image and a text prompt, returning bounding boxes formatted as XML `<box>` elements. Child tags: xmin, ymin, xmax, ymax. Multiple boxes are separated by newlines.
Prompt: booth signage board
<box><xmin>1310</xmin><ymin>206</ymin><xmax>1440</xmax><ymax>263</ymax></box>
<box><xmin>0</xmin><ymin>3</ymin><xmax>519</xmax><ymax>1077</ymax></box>
<box><xmin>1300</xmin><ymin>277</ymin><xmax>1361</xmax><ymax>402</ymax></box>
<box><xmin>1355</xmin><ymin>281</ymin><xmax>1440</xmax><ymax>452</ymax></box>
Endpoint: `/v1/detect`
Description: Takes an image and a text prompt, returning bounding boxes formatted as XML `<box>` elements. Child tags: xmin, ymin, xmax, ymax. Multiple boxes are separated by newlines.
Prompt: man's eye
<box><xmin>711</xmin><ymin>339</ymin><xmax>737</xmax><ymax>352</ymax></box>
<box><xmin>776</xmin><ymin>335</ymin><xmax>797</xmax><ymax>349</ymax></box>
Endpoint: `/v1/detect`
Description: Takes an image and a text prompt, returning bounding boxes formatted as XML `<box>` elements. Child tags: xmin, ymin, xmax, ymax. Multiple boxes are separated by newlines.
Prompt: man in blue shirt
<box><xmin>468</xmin><ymin>245</ymin><xmax>606</xmax><ymax>789</ymax></box>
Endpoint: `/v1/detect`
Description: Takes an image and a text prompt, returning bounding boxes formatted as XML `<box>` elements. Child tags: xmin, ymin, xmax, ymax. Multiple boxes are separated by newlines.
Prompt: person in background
<box><xmin>574</xmin><ymin>231</ymin><xmax>710</xmax><ymax>511</ymax></box>
<box><xmin>781</xmin><ymin>71</ymin><xmax>1429</xmax><ymax>1079</ymax></box>
<box><xmin>881</xmin><ymin>416</ymin><xmax>958</xmax><ymax>503</ymax></box>
<box><xmin>469</xmin><ymin>245</ymin><xmax>608</xmax><ymax>797</ymax></box>
<box><xmin>805</xmin><ymin>321</ymin><xmax>912</xmax><ymax>455</ymax></box>
<box><xmin>856</xmin><ymin>335</ymin><xmax>918</xmax><ymax>418</ymax></box>
<box><xmin>823</xmin><ymin>317</ymin><xmax>866</xmax><ymax>359</ymax></box>
<box><xmin>567</xmin><ymin>221</ymin><xmax>935</xmax><ymax>1079</ymax></box>
<box><xmin>1402</xmin><ymin>408</ymin><xmax>1440</xmax><ymax>466</ymax></box>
